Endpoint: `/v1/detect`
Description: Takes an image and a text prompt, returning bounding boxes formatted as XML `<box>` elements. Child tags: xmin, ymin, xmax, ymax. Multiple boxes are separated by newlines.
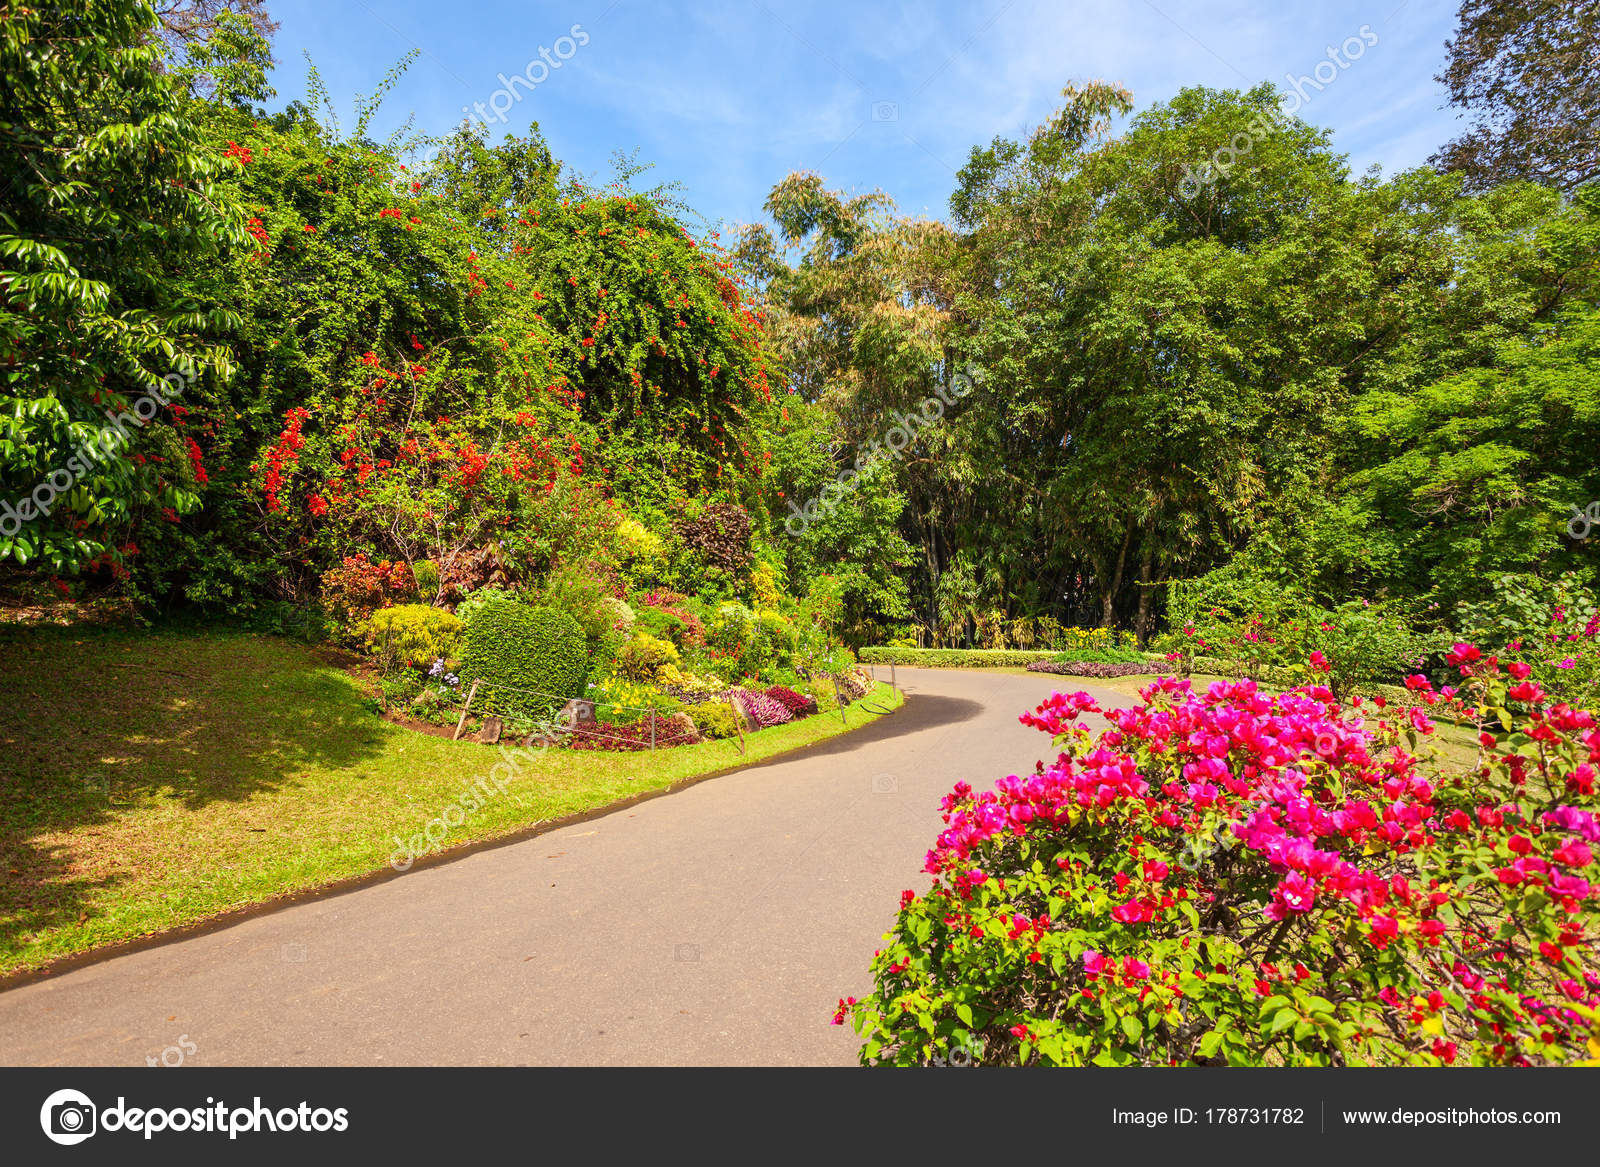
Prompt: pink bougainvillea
<box><xmin>844</xmin><ymin>652</ymin><xmax>1600</xmax><ymax>1067</ymax></box>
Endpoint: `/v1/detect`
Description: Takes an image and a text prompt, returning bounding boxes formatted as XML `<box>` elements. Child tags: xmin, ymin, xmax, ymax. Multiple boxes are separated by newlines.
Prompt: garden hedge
<box><xmin>459</xmin><ymin>597</ymin><xmax>588</xmax><ymax>714</ymax></box>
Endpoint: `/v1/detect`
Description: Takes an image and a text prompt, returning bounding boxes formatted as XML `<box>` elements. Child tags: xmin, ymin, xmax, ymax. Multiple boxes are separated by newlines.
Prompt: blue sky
<box><xmin>262</xmin><ymin>0</ymin><xmax>1464</xmax><ymax>232</ymax></box>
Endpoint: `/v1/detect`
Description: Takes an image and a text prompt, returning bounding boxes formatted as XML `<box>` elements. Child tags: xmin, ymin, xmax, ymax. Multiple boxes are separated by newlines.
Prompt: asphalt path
<box><xmin>0</xmin><ymin>667</ymin><xmax>1126</xmax><ymax>1066</ymax></box>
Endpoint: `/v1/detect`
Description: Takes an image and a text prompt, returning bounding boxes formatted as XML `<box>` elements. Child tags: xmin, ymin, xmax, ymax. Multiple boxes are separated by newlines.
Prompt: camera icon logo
<box><xmin>674</xmin><ymin>943</ymin><xmax>700</xmax><ymax>963</ymax></box>
<box><xmin>40</xmin><ymin>1088</ymin><xmax>96</xmax><ymax>1145</ymax></box>
<box><xmin>871</xmin><ymin>100</ymin><xmax>898</xmax><ymax>121</ymax></box>
<box><xmin>280</xmin><ymin>942</ymin><xmax>307</xmax><ymax>963</ymax></box>
<box><xmin>871</xmin><ymin>773</ymin><xmax>897</xmax><ymax>794</ymax></box>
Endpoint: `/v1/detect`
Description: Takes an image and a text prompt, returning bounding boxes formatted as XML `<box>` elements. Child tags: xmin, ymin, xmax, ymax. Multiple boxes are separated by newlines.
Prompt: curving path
<box><xmin>0</xmin><ymin>667</ymin><xmax>1125</xmax><ymax>1067</ymax></box>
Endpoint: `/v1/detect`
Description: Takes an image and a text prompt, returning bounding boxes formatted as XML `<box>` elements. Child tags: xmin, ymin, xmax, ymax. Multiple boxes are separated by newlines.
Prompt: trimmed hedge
<box><xmin>860</xmin><ymin>647</ymin><xmax>1063</xmax><ymax>668</ymax></box>
<box><xmin>459</xmin><ymin>597</ymin><xmax>588</xmax><ymax>714</ymax></box>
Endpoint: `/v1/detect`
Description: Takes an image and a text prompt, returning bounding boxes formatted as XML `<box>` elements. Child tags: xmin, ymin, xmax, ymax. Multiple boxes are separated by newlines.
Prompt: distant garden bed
<box><xmin>1024</xmin><ymin>659</ymin><xmax>1165</xmax><ymax>678</ymax></box>
<box><xmin>860</xmin><ymin>647</ymin><xmax>1063</xmax><ymax>668</ymax></box>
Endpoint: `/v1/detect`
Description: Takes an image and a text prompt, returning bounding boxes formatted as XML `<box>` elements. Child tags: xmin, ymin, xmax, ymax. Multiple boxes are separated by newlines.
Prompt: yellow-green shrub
<box><xmin>364</xmin><ymin>604</ymin><xmax>462</xmax><ymax>669</ymax></box>
<box><xmin>616</xmin><ymin>631</ymin><xmax>680</xmax><ymax>681</ymax></box>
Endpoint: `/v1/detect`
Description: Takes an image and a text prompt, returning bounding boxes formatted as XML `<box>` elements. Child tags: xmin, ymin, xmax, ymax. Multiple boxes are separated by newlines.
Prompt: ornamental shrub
<box><xmin>321</xmin><ymin>554</ymin><xmax>416</xmax><ymax>635</ymax></box>
<box><xmin>363</xmin><ymin>604</ymin><xmax>462</xmax><ymax>669</ymax></box>
<box><xmin>615</xmin><ymin>631</ymin><xmax>681</xmax><ymax>682</ymax></box>
<box><xmin>689</xmin><ymin>700</ymin><xmax>742</xmax><ymax>740</ymax></box>
<box><xmin>455</xmin><ymin>585</ymin><xmax>517</xmax><ymax>627</ymax></box>
<box><xmin>844</xmin><ymin>651</ymin><xmax>1600</xmax><ymax>1067</ymax></box>
<box><xmin>413</xmin><ymin>560</ymin><xmax>442</xmax><ymax>602</ymax></box>
<box><xmin>458</xmin><ymin>597</ymin><xmax>588</xmax><ymax>715</ymax></box>
<box><xmin>765</xmin><ymin>685</ymin><xmax>818</xmax><ymax>716</ymax></box>
<box><xmin>732</xmin><ymin>687</ymin><xmax>793</xmax><ymax>729</ymax></box>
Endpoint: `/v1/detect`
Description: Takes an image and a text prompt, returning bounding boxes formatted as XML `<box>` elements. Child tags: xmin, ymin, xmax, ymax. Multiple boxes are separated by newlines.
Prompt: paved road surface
<box><xmin>0</xmin><ymin>667</ymin><xmax>1124</xmax><ymax>1066</ymax></box>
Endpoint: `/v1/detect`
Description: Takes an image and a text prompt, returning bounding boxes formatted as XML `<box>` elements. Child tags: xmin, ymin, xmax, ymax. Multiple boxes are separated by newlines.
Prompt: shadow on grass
<box><xmin>0</xmin><ymin>624</ymin><xmax>388</xmax><ymax>952</ymax></box>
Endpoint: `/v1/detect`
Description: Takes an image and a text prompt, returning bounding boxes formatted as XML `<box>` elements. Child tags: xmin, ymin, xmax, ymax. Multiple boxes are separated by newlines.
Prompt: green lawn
<box><xmin>0</xmin><ymin>625</ymin><xmax>902</xmax><ymax>978</ymax></box>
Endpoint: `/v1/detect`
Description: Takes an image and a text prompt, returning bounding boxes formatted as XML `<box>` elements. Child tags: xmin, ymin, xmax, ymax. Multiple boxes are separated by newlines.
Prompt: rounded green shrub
<box><xmin>458</xmin><ymin>596</ymin><xmax>588</xmax><ymax>715</ymax></box>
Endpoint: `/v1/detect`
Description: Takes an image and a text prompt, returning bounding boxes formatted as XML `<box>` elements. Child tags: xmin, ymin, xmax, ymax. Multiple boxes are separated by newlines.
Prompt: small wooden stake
<box><xmin>452</xmin><ymin>678</ymin><xmax>480</xmax><ymax>741</ymax></box>
<box><xmin>729</xmin><ymin>693</ymin><xmax>746</xmax><ymax>756</ymax></box>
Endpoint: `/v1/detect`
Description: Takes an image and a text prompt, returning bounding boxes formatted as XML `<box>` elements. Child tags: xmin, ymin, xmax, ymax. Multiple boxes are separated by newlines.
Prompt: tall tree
<box><xmin>1431</xmin><ymin>0</ymin><xmax>1600</xmax><ymax>192</ymax></box>
<box><xmin>0</xmin><ymin>0</ymin><xmax>244</xmax><ymax>576</ymax></box>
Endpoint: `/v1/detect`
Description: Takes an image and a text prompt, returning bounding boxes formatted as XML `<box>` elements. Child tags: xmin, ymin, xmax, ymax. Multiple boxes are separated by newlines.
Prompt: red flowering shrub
<box><xmin>844</xmin><ymin>651</ymin><xmax>1600</xmax><ymax>1066</ymax></box>
<box><xmin>320</xmin><ymin>554</ymin><xmax>415</xmax><ymax>634</ymax></box>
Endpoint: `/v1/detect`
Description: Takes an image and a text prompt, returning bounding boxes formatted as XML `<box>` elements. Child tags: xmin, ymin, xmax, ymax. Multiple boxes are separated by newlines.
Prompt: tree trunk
<box><xmin>1099</xmin><ymin>526</ymin><xmax>1132</xmax><ymax>628</ymax></box>
<box><xmin>1133</xmin><ymin>542</ymin><xmax>1156</xmax><ymax>647</ymax></box>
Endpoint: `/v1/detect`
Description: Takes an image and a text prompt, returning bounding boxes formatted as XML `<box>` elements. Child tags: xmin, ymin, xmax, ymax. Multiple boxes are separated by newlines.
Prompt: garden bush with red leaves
<box><xmin>765</xmin><ymin>685</ymin><xmax>818</xmax><ymax>716</ymax></box>
<box><xmin>563</xmin><ymin>712</ymin><xmax>699</xmax><ymax>751</ymax></box>
<box><xmin>843</xmin><ymin>648</ymin><xmax>1600</xmax><ymax>1067</ymax></box>
<box><xmin>732</xmin><ymin>687</ymin><xmax>793</xmax><ymax>728</ymax></box>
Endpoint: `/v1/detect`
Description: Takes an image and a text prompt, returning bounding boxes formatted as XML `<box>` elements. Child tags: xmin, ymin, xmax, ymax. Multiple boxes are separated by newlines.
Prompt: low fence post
<box><xmin>729</xmin><ymin>692</ymin><xmax>746</xmax><ymax>756</ymax></box>
<box><xmin>452</xmin><ymin>678</ymin><xmax>481</xmax><ymax>741</ymax></box>
<box><xmin>890</xmin><ymin>661</ymin><xmax>897</xmax><ymax>693</ymax></box>
<box><xmin>650</xmin><ymin>706</ymin><xmax>657</xmax><ymax>751</ymax></box>
<box><xmin>834</xmin><ymin>676</ymin><xmax>847</xmax><ymax>726</ymax></box>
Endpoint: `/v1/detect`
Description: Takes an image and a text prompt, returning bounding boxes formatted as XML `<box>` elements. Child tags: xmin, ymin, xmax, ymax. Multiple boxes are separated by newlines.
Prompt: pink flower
<box><xmin>1111</xmin><ymin>899</ymin><xmax>1154</xmax><ymax>924</ymax></box>
<box><xmin>1083</xmin><ymin>950</ymin><xmax>1109</xmax><ymax>977</ymax></box>
<box><xmin>1309</xmin><ymin>651</ymin><xmax>1330</xmax><ymax>673</ymax></box>
<box><xmin>1267</xmin><ymin>872</ymin><xmax>1316</xmax><ymax>919</ymax></box>
<box><xmin>1552</xmin><ymin>840</ymin><xmax>1593</xmax><ymax>868</ymax></box>
<box><xmin>1121</xmin><ymin>956</ymin><xmax>1151</xmax><ymax>980</ymax></box>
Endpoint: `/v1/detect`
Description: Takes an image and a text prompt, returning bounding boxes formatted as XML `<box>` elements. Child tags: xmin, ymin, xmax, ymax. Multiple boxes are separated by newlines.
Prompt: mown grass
<box><xmin>0</xmin><ymin>625</ymin><xmax>901</xmax><ymax>977</ymax></box>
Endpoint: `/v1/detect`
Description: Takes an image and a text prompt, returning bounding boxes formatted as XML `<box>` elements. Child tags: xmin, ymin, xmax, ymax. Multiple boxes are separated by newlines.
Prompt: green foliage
<box><xmin>458</xmin><ymin>596</ymin><xmax>587</xmax><ymax>714</ymax></box>
<box><xmin>1456</xmin><ymin>571</ymin><xmax>1600</xmax><ymax>704</ymax></box>
<box><xmin>0</xmin><ymin>0</ymin><xmax>244</xmax><ymax>575</ymax></box>
<box><xmin>455</xmin><ymin>585</ymin><xmax>517</xmax><ymax>627</ymax></box>
<box><xmin>412</xmin><ymin>560</ymin><xmax>441</xmax><ymax>602</ymax></box>
<box><xmin>363</xmin><ymin>604</ymin><xmax>462</xmax><ymax>669</ymax></box>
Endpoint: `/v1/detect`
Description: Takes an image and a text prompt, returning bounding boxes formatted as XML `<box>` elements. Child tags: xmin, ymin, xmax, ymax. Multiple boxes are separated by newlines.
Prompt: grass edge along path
<box><xmin>0</xmin><ymin>627</ymin><xmax>902</xmax><ymax>983</ymax></box>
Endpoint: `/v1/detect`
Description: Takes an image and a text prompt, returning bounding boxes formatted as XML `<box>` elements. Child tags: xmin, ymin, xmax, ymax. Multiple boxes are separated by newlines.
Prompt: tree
<box><xmin>153</xmin><ymin>0</ymin><xmax>278</xmax><ymax>50</ymax></box>
<box><xmin>1431</xmin><ymin>0</ymin><xmax>1600</xmax><ymax>192</ymax></box>
<box><xmin>0</xmin><ymin>0</ymin><xmax>244</xmax><ymax>577</ymax></box>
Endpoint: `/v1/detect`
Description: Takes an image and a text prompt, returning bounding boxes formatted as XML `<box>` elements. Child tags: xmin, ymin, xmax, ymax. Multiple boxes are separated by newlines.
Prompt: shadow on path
<box><xmin>739</xmin><ymin>693</ymin><xmax>984</xmax><ymax>771</ymax></box>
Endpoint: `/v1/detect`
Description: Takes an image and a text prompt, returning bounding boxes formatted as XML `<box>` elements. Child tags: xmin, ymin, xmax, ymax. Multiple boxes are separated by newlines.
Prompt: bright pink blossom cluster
<box><xmin>849</xmin><ymin>650</ymin><xmax>1600</xmax><ymax>1067</ymax></box>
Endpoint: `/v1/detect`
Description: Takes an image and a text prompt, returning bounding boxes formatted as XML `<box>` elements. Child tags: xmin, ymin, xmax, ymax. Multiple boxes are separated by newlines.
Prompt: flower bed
<box><xmin>1025</xmin><ymin>660</ymin><xmax>1164</xmax><ymax>678</ymax></box>
<box><xmin>563</xmin><ymin>712</ymin><xmax>700</xmax><ymax>751</ymax></box>
<box><xmin>860</xmin><ymin>647</ymin><xmax>1060</xmax><ymax>668</ymax></box>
